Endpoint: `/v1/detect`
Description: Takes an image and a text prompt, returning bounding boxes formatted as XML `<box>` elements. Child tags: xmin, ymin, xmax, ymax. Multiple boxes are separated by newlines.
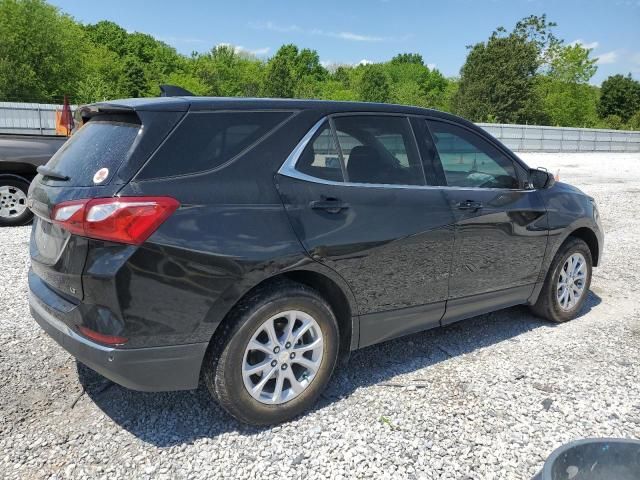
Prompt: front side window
<box><xmin>427</xmin><ymin>120</ymin><xmax>520</xmax><ymax>189</ymax></box>
<box><xmin>333</xmin><ymin>116</ymin><xmax>424</xmax><ymax>186</ymax></box>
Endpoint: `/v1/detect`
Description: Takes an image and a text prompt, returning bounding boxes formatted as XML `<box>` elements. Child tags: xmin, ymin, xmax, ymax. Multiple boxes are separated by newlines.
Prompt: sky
<box><xmin>50</xmin><ymin>0</ymin><xmax>640</xmax><ymax>85</ymax></box>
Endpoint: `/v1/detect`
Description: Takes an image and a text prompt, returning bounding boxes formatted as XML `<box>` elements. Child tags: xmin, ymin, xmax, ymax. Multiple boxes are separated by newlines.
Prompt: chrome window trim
<box><xmin>277</xmin><ymin>115</ymin><xmax>536</xmax><ymax>193</ymax></box>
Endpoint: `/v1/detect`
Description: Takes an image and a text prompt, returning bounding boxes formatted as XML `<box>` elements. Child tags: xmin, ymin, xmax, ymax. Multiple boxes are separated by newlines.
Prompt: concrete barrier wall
<box><xmin>478</xmin><ymin>123</ymin><xmax>640</xmax><ymax>152</ymax></box>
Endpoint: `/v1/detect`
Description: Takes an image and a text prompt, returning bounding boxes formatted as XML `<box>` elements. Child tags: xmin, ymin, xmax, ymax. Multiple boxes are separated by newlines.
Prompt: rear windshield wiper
<box><xmin>37</xmin><ymin>166</ymin><xmax>70</xmax><ymax>181</ymax></box>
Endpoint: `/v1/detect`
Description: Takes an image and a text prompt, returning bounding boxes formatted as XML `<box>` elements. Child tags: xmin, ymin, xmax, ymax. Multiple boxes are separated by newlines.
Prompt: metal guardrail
<box><xmin>478</xmin><ymin>123</ymin><xmax>640</xmax><ymax>152</ymax></box>
<box><xmin>1</xmin><ymin>102</ymin><xmax>639</xmax><ymax>151</ymax></box>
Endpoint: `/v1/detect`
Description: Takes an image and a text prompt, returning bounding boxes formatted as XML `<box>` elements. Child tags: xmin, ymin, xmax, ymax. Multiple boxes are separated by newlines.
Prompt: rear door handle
<box><xmin>456</xmin><ymin>200</ymin><xmax>483</xmax><ymax>211</ymax></box>
<box><xmin>310</xmin><ymin>199</ymin><xmax>350</xmax><ymax>214</ymax></box>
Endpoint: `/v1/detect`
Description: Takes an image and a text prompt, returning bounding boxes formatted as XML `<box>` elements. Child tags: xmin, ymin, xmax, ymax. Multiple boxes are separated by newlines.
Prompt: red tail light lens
<box><xmin>51</xmin><ymin>197</ymin><xmax>179</xmax><ymax>245</ymax></box>
<box><xmin>78</xmin><ymin>326</ymin><xmax>128</xmax><ymax>345</ymax></box>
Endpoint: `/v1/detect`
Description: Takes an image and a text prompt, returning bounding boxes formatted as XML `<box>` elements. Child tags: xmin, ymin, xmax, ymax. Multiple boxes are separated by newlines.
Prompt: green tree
<box><xmin>602</xmin><ymin>114</ymin><xmax>623</xmax><ymax>130</ymax></box>
<box><xmin>357</xmin><ymin>65</ymin><xmax>390</xmax><ymax>103</ymax></box>
<box><xmin>536</xmin><ymin>77</ymin><xmax>599</xmax><ymax>127</ymax></box>
<box><xmin>121</xmin><ymin>56</ymin><xmax>147</xmax><ymax>98</ymax></box>
<box><xmin>83</xmin><ymin>21</ymin><xmax>129</xmax><ymax>57</ymax></box>
<box><xmin>391</xmin><ymin>53</ymin><xmax>424</xmax><ymax>65</ymax></box>
<box><xmin>452</xmin><ymin>14</ymin><xmax>592</xmax><ymax>124</ymax></box>
<box><xmin>2</xmin><ymin>0</ymin><xmax>636</xmax><ymax>128</ymax></box>
<box><xmin>83</xmin><ymin>21</ymin><xmax>184</xmax><ymax>97</ymax></box>
<box><xmin>598</xmin><ymin>74</ymin><xmax>640</xmax><ymax>123</ymax></box>
<box><xmin>164</xmin><ymin>70</ymin><xmax>210</xmax><ymax>96</ymax></box>
<box><xmin>0</xmin><ymin>0</ymin><xmax>92</xmax><ymax>101</ymax></box>
<box><xmin>421</xmin><ymin>69</ymin><xmax>449</xmax><ymax>108</ymax></box>
<box><xmin>512</xmin><ymin>13</ymin><xmax>561</xmax><ymax>64</ymax></box>
<box><xmin>263</xmin><ymin>45</ymin><xmax>296</xmax><ymax>97</ymax></box>
<box><xmin>547</xmin><ymin>44</ymin><xmax>597</xmax><ymax>84</ymax></box>
<box><xmin>537</xmin><ymin>43</ymin><xmax>599</xmax><ymax>127</ymax></box>
<box><xmin>384</xmin><ymin>61</ymin><xmax>429</xmax><ymax>106</ymax></box>
<box><xmin>453</xmin><ymin>26</ymin><xmax>543</xmax><ymax>123</ymax></box>
<box><xmin>192</xmin><ymin>45</ymin><xmax>257</xmax><ymax>97</ymax></box>
<box><xmin>626</xmin><ymin>110</ymin><xmax>640</xmax><ymax>131</ymax></box>
<box><xmin>262</xmin><ymin>44</ymin><xmax>327</xmax><ymax>98</ymax></box>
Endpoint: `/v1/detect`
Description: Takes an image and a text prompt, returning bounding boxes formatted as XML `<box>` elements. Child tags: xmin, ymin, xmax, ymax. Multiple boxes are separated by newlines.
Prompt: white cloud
<box><xmin>427</xmin><ymin>63</ymin><xmax>437</xmax><ymax>70</ymax></box>
<box><xmin>246</xmin><ymin>46</ymin><xmax>271</xmax><ymax>56</ymax></box>
<box><xmin>250</xmin><ymin>21</ymin><xmax>406</xmax><ymax>42</ymax></box>
<box><xmin>332</xmin><ymin>31</ymin><xmax>385</xmax><ymax>42</ymax></box>
<box><xmin>597</xmin><ymin>51</ymin><xmax>619</xmax><ymax>64</ymax></box>
<box><xmin>569</xmin><ymin>39</ymin><xmax>600</xmax><ymax>50</ymax></box>
<box><xmin>358</xmin><ymin>59</ymin><xmax>374</xmax><ymax>65</ymax></box>
<box><xmin>216</xmin><ymin>43</ymin><xmax>270</xmax><ymax>56</ymax></box>
<box><xmin>249</xmin><ymin>21</ymin><xmax>302</xmax><ymax>33</ymax></box>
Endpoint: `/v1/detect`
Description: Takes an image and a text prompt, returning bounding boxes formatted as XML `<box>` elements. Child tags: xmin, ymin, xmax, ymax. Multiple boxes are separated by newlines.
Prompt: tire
<box><xmin>530</xmin><ymin>237</ymin><xmax>593</xmax><ymax>323</ymax></box>
<box><xmin>203</xmin><ymin>280</ymin><xmax>340</xmax><ymax>425</ymax></box>
<box><xmin>0</xmin><ymin>177</ymin><xmax>32</xmax><ymax>226</ymax></box>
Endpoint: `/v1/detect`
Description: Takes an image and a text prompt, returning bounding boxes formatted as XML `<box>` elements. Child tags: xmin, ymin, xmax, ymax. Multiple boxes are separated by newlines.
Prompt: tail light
<box><xmin>78</xmin><ymin>326</ymin><xmax>128</xmax><ymax>346</ymax></box>
<box><xmin>51</xmin><ymin>196</ymin><xmax>179</xmax><ymax>245</ymax></box>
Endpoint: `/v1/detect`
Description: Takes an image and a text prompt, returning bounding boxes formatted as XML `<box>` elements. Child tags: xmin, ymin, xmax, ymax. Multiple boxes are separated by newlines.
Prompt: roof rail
<box><xmin>159</xmin><ymin>85</ymin><xmax>195</xmax><ymax>97</ymax></box>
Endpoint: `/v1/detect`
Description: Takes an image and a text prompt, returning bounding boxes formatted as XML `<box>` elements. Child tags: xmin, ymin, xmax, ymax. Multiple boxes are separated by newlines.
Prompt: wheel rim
<box><xmin>242</xmin><ymin>310</ymin><xmax>324</xmax><ymax>405</ymax></box>
<box><xmin>556</xmin><ymin>252</ymin><xmax>588</xmax><ymax>311</ymax></box>
<box><xmin>0</xmin><ymin>185</ymin><xmax>28</xmax><ymax>219</ymax></box>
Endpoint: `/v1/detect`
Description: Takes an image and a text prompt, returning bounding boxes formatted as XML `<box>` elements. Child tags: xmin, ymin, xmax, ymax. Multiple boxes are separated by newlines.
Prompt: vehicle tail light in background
<box><xmin>78</xmin><ymin>326</ymin><xmax>128</xmax><ymax>345</ymax></box>
<box><xmin>51</xmin><ymin>197</ymin><xmax>179</xmax><ymax>245</ymax></box>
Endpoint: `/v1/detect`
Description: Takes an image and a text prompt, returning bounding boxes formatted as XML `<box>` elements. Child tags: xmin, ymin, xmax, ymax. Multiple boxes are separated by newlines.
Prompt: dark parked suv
<box><xmin>28</xmin><ymin>97</ymin><xmax>603</xmax><ymax>425</ymax></box>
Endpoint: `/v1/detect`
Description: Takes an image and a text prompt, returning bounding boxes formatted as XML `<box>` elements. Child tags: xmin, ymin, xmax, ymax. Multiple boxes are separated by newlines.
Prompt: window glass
<box><xmin>139</xmin><ymin>111</ymin><xmax>292</xmax><ymax>179</ymax></box>
<box><xmin>332</xmin><ymin>116</ymin><xmax>424</xmax><ymax>186</ymax></box>
<box><xmin>296</xmin><ymin>122</ymin><xmax>344</xmax><ymax>182</ymax></box>
<box><xmin>44</xmin><ymin>118</ymin><xmax>140</xmax><ymax>186</ymax></box>
<box><xmin>427</xmin><ymin>120</ymin><xmax>520</xmax><ymax>189</ymax></box>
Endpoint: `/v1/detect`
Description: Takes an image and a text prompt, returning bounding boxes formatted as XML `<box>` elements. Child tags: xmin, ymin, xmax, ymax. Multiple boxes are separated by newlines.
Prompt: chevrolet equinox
<box><xmin>28</xmin><ymin>97</ymin><xmax>603</xmax><ymax>425</ymax></box>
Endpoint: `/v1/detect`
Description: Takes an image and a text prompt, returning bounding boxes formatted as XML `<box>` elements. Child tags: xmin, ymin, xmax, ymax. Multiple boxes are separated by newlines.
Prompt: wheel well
<box><xmin>282</xmin><ymin>270</ymin><xmax>353</xmax><ymax>356</ymax></box>
<box><xmin>212</xmin><ymin>271</ymin><xmax>354</xmax><ymax>359</ymax></box>
<box><xmin>0</xmin><ymin>163</ymin><xmax>37</xmax><ymax>182</ymax></box>
<box><xmin>569</xmin><ymin>227</ymin><xmax>599</xmax><ymax>266</ymax></box>
<box><xmin>0</xmin><ymin>173</ymin><xmax>33</xmax><ymax>184</ymax></box>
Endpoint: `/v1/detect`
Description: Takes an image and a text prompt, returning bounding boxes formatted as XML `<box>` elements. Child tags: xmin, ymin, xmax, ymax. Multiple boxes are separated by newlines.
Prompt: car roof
<box><xmin>90</xmin><ymin>96</ymin><xmax>464</xmax><ymax>122</ymax></box>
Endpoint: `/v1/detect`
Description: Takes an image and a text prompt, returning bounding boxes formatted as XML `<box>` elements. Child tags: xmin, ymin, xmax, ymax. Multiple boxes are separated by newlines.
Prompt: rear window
<box><xmin>43</xmin><ymin>118</ymin><xmax>140</xmax><ymax>186</ymax></box>
<box><xmin>138</xmin><ymin>111</ymin><xmax>292</xmax><ymax>179</ymax></box>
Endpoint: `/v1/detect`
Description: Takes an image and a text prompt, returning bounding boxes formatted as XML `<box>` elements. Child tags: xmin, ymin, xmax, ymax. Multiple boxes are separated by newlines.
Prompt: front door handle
<box><xmin>310</xmin><ymin>198</ymin><xmax>350</xmax><ymax>214</ymax></box>
<box><xmin>456</xmin><ymin>200</ymin><xmax>483</xmax><ymax>211</ymax></box>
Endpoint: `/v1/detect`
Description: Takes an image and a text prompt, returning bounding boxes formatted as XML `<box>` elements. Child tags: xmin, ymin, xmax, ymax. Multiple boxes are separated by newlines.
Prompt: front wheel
<box><xmin>0</xmin><ymin>177</ymin><xmax>32</xmax><ymax>226</ymax></box>
<box><xmin>531</xmin><ymin>237</ymin><xmax>593</xmax><ymax>323</ymax></box>
<box><xmin>203</xmin><ymin>280</ymin><xmax>339</xmax><ymax>425</ymax></box>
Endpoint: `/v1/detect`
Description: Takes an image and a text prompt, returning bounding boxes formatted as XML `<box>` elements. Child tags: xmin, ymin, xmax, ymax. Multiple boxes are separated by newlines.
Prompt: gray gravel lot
<box><xmin>1</xmin><ymin>152</ymin><xmax>639</xmax><ymax>479</ymax></box>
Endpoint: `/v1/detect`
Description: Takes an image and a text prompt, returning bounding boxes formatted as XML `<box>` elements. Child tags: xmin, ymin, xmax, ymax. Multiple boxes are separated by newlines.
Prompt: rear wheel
<box><xmin>531</xmin><ymin>237</ymin><xmax>593</xmax><ymax>323</ymax></box>
<box><xmin>203</xmin><ymin>280</ymin><xmax>339</xmax><ymax>425</ymax></box>
<box><xmin>0</xmin><ymin>177</ymin><xmax>32</xmax><ymax>226</ymax></box>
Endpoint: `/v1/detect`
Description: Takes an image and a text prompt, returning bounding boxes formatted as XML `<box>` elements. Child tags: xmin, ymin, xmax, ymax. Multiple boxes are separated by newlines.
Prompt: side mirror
<box><xmin>529</xmin><ymin>168</ymin><xmax>556</xmax><ymax>189</ymax></box>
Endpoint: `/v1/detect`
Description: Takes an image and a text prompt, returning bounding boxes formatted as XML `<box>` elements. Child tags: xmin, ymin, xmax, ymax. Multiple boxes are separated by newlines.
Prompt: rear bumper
<box><xmin>29</xmin><ymin>272</ymin><xmax>208</xmax><ymax>392</ymax></box>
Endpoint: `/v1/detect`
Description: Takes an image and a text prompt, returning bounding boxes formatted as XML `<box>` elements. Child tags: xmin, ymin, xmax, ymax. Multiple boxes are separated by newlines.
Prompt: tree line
<box><xmin>1</xmin><ymin>0</ymin><xmax>639</xmax><ymax>130</ymax></box>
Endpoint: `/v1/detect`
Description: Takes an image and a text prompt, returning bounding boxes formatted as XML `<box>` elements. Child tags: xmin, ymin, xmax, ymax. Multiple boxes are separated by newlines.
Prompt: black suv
<box><xmin>28</xmin><ymin>97</ymin><xmax>603</xmax><ymax>425</ymax></box>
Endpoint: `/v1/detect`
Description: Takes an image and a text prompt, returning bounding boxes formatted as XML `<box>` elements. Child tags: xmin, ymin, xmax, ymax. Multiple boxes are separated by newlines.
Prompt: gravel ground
<box><xmin>1</xmin><ymin>152</ymin><xmax>639</xmax><ymax>480</ymax></box>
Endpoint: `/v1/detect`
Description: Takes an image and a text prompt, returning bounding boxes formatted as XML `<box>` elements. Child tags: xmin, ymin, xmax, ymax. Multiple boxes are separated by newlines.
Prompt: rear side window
<box><xmin>44</xmin><ymin>118</ymin><xmax>140</xmax><ymax>186</ymax></box>
<box><xmin>138</xmin><ymin>111</ymin><xmax>292</xmax><ymax>179</ymax></box>
<box><xmin>333</xmin><ymin>115</ymin><xmax>425</xmax><ymax>186</ymax></box>
<box><xmin>296</xmin><ymin>122</ymin><xmax>344</xmax><ymax>182</ymax></box>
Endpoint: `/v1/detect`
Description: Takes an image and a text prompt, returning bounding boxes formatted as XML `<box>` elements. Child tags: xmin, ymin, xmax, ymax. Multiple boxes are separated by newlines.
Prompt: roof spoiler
<box><xmin>159</xmin><ymin>84</ymin><xmax>195</xmax><ymax>97</ymax></box>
